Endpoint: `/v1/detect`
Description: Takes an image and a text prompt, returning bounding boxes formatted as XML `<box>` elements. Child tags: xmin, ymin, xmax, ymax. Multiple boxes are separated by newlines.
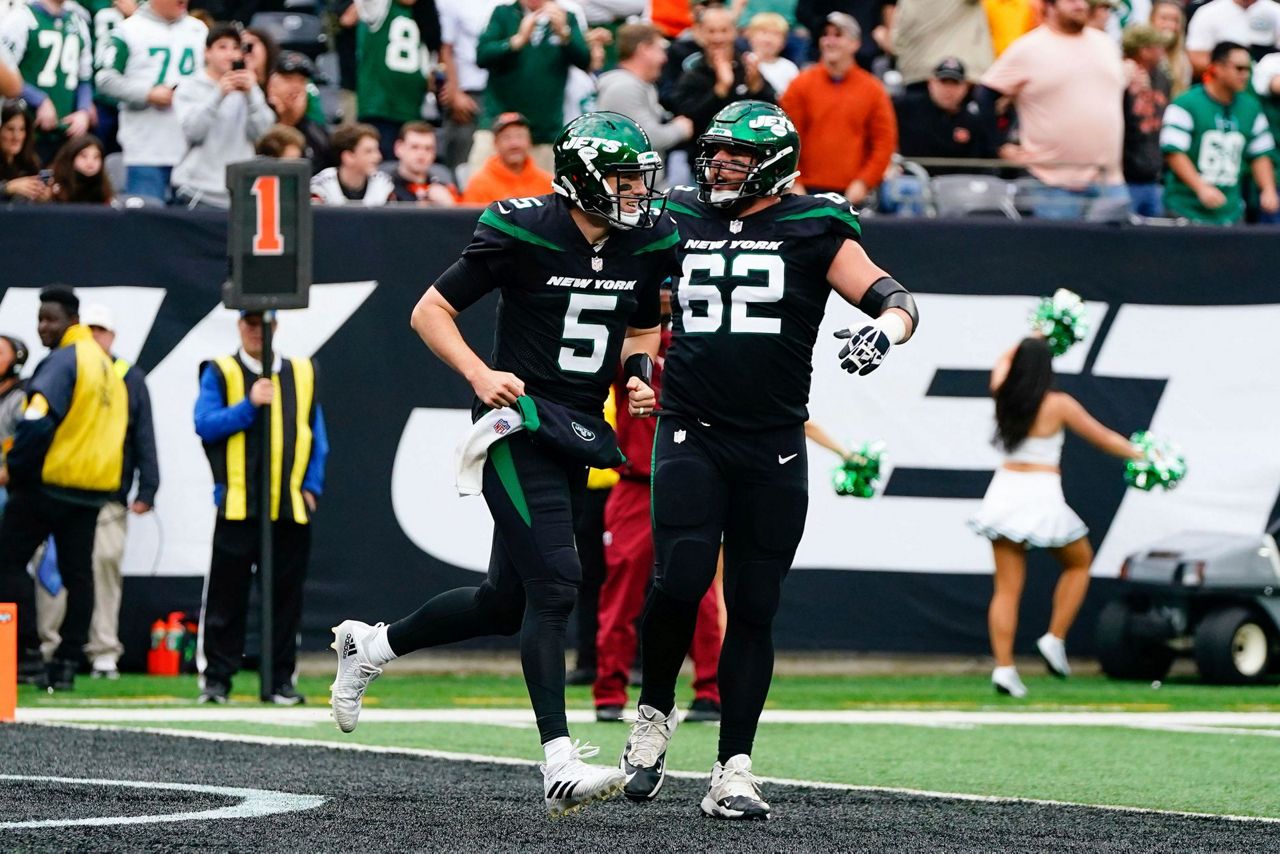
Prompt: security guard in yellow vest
<box><xmin>0</xmin><ymin>287</ymin><xmax>127</xmax><ymax>690</ymax></box>
<box><xmin>193</xmin><ymin>311</ymin><xmax>328</xmax><ymax>705</ymax></box>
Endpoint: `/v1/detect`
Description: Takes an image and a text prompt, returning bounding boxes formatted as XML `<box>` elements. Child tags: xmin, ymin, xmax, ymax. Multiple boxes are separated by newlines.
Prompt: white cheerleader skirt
<box><xmin>967</xmin><ymin>468</ymin><xmax>1088</xmax><ymax>549</ymax></box>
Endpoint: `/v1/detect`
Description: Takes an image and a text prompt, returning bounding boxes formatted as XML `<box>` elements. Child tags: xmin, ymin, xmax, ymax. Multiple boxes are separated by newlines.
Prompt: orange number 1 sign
<box><xmin>251</xmin><ymin>175</ymin><xmax>285</xmax><ymax>256</ymax></box>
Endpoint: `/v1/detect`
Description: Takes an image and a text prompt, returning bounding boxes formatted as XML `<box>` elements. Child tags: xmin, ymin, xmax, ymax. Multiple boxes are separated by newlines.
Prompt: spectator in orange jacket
<box><xmin>780</xmin><ymin>13</ymin><xmax>897</xmax><ymax>204</ymax></box>
<box><xmin>459</xmin><ymin>112</ymin><xmax>554</xmax><ymax>205</ymax></box>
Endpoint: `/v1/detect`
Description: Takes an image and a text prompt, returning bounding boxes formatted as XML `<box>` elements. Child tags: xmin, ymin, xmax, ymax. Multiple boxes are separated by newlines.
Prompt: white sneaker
<box><xmin>992</xmin><ymin>665</ymin><xmax>1028</xmax><ymax>698</ymax></box>
<box><xmin>542</xmin><ymin>740</ymin><xmax>626</xmax><ymax>817</ymax></box>
<box><xmin>1036</xmin><ymin>633</ymin><xmax>1071</xmax><ymax>678</ymax></box>
<box><xmin>619</xmin><ymin>704</ymin><xmax>679</xmax><ymax>801</ymax></box>
<box><xmin>700</xmin><ymin>754</ymin><xmax>770</xmax><ymax>820</ymax></box>
<box><xmin>91</xmin><ymin>655</ymin><xmax>119</xmax><ymax>680</ymax></box>
<box><xmin>329</xmin><ymin>620</ymin><xmax>385</xmax><ymax>733</ymax></box>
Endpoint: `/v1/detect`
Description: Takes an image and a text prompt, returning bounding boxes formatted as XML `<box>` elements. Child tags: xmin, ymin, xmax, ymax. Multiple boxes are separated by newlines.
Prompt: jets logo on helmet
<box><xmin>553</xmin><ymin>112</ymin><xmax>667</xmax><ymax>229</ymax></box>
<box><xmin>748</xmin><ymin>114</ymin><xmax>796</xmax><ymax>137</ymax></box>
<box><xmin>561</xmin><ymin>136</ymin><xmax>625</xmax><ymax>153</ymax></box>
<box><xmin>695</xmin><ymin>101</ymin><xmax>801</xmax><ymax>208</ymax></box>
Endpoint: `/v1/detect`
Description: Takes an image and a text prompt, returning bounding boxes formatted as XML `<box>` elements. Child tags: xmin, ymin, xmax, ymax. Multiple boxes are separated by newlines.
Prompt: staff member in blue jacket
<box><xmin>0</xmin><ymin>287</ymin><xmax>127</xmax><ymax>690</ymax></box>
<box><xmin>194</xmin><ymin>310</ymin><xmax>328</xmax><ymax>706</ymax></box>
<box><xmin>36</xmin><ymin>303</ymin><xmax>161</xmax><ymax>680</ymax></box>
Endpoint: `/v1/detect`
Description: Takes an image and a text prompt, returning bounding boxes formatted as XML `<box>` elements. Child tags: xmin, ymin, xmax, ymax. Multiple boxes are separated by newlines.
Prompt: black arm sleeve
<box><xmin>628</xmin><ymin>273</ymin><xmax>663</xmax><ymax>330</ymax></box>
<box><xmin>433</xmin><ymin>255</ymin><xmax>501</xmax><ymax>313</ymax></box>
<box><xmin>434</xmin><ymin>215</ymin><xmax>511</xmax><ymax>311</ymax></box>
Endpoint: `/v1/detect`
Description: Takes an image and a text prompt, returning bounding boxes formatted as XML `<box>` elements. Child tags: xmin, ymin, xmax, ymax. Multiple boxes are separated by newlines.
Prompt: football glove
<box><xmin>834</xmin><ymin>324</ymin><xmax>891</xmax><ymax>376</ymax></box>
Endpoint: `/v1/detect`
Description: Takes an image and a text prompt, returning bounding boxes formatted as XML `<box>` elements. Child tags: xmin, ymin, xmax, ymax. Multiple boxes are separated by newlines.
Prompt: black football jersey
<box><xmin>435</xmin><ymin>193</ymin><xmax>681</xmax><ymax>415</ymax></box>
<box><xmin>661</xmin><ymin>188</ymin><xmax>862</xmax><ymax>430</ymax></box>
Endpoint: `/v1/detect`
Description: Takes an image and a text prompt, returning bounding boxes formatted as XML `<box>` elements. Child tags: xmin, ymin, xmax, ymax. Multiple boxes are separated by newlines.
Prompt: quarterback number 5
<box><xmin>679</xmin><ymin>253</ymin><xmax>783</xmax><ymax>334</ymax></box>
<box><xmin>559</xmin><ymin>293</ymin><xmax>619</xmax><ymax>373</ymax></box>
<box><xmin>250</xmin><ymin>175</ymin><xmax>284</xmax><ymax>256</ymax></box>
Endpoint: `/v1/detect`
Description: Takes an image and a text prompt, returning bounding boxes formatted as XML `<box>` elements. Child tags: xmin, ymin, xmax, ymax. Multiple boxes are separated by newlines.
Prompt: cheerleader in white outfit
<box><xmin>969</xmin><ymin>337</ymin><xmax>1143</xmax><ymax>698</ymax></box>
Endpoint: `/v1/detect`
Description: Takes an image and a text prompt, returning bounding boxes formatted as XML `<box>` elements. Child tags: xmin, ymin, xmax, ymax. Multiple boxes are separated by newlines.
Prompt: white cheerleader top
<box><xmin>1005</xmin><ymin>430</ymin><xmax>1064</xmax><ymax>466</ymax></box>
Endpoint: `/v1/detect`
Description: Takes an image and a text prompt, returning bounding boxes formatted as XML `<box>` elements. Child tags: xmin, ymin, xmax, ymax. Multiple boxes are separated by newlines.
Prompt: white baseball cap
<box><xmin>80</xmin><ymin>303</ymin><xmax>115</xmax><ymax>333</ymax></box>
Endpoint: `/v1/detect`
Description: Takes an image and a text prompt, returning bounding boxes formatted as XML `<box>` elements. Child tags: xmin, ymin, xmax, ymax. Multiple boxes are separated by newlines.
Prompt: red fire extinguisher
<box><xmin>146</xmin><ymin>618</ymin><xmax>167</xmax><ymax>675</ymax></box>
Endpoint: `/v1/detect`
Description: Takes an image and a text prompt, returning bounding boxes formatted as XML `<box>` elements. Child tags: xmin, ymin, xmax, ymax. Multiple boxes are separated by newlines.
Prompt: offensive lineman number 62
<box><xmin>250</xmin><ymin>175</ymin><xmax>285</xmax><ymax>256</ymax></box>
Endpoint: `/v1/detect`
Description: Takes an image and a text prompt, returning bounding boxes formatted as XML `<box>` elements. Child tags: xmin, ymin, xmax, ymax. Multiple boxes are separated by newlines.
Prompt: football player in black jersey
<box><xmin>619</xmin><ymin>101</ymin><xmax>920</xmax><ymax>820</ymax></box>
<box><xmin>328</xmin><ymin>113</ymin><xmax>682</xmax><ymax>817</ymax></box>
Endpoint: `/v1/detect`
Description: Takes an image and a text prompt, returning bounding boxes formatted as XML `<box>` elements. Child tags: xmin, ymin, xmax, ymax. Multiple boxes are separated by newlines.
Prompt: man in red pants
<box><xmin>594</xmin><ymin>318</ymin><xmax>723</xmax><ymax>723</ymax></box>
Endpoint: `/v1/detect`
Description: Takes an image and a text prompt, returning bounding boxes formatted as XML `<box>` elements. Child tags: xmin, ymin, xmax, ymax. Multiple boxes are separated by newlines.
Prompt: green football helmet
<box><xmin>694</xmin><ymin>101</ymin><xmax>801</xmax><ymax>207</ymax></box>
<box><xmin>553</xmin><ymin>112</ymin><xmax>665</xmax><ymax>229</ymax></box>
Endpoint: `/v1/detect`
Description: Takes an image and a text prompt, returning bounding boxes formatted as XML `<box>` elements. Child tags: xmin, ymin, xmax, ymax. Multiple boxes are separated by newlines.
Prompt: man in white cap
<box><xmin>37</xmin><ymin>303</ymin><xmax>159</xmax><ymax>678</ymax></box>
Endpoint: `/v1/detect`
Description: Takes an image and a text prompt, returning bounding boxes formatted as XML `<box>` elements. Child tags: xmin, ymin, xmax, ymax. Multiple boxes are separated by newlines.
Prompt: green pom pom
<box><xmin>1030</xmin><ymin>288</ymin><xmax>1090</xmax><ymax>357</ymax></box>
<box><xmin>1124</xmin><ymin>431</ymin><xmax>1187</xmax><ymax>491</ymax></box>
<box><xmin>833</xmin><ymin>441</ymin><xmax>885</xmax><ymax>499</ymax></box>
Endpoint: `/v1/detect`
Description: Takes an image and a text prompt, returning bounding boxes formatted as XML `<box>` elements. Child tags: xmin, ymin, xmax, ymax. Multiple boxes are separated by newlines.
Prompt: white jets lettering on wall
<box><xmin>394</xmin><ymin>294</ymin><xmax>1280</xmax><ymax>578</ymax></box>
<box><xmin>0</xmin><ymin>283</ymin><xmax>377</xmax><ymax>578</ymax></box>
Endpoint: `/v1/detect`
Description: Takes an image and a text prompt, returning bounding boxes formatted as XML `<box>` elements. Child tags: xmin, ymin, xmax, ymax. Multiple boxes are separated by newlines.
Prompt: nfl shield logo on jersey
<box><xmin>493</xmin><ymin>419</ymin><xmax>511</xmax><ymax>435</ymax></box>
<box><xmin>592</xmin><ymin>256</ymin><xmax>603</xmax><ymax>271</ymax></box>
<box><xmin>729</xmin><ymin>220</ymin><xmax>743</xmax><ymax>234</ymax></box>
<box><xmin>674</xmin><ymin>429</ymin><xmax>687</xmax><ymax>444</ymax></box>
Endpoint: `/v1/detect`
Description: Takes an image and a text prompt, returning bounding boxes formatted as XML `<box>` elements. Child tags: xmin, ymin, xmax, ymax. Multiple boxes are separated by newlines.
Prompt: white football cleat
<box><xmin>542</xmin><ymin>741</ymin><xmax>626</xmax><ymax>817</ymax></box>
<box><xmin>329</xmin><ymin>619</ymin><xmax>384</xmax><ymax>733</ymax></box>
<box><xmin>620</xmin><ymin>704</ymin><xmax>679</xmax><ymax>801</ymax></box>
<box><xmin>1036</xmin><ymin>633</ymin><xmax>1071</xmax><ymax>678</ymax></box>
<box><xmin>700</xmin><ymin>754</ymin><xmax>770</xmax><ymax>820</ymax></box>
<box><xmin>992</xmin><ymin>665</ymin><xmax>1028</xmax><ymax>698</ymax></box>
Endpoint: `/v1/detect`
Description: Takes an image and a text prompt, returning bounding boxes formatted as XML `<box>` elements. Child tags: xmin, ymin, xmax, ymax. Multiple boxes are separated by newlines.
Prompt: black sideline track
<box><xmin>1</xmin><ymin>725</ymin><xmax>1277</xmax><ymax>853</ymax></box>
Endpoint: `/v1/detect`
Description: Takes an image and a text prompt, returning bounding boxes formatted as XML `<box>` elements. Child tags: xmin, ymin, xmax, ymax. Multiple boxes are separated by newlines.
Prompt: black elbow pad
<box><xmin>860</xmin><ymin>277</ymin><xmax>919</xmax><ymax>333</ymax></box>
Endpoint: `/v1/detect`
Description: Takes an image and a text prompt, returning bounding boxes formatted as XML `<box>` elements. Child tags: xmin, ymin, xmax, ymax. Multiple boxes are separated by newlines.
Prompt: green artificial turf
<box><xmin>18</xmin><ymin>671</ymin><xmax>1280</xmax><ymax>712</ymax></box>
<box><xmin>95</xmin><ymin>718</ymin><xmax>1280</xmax><ymax>819</ymax></box>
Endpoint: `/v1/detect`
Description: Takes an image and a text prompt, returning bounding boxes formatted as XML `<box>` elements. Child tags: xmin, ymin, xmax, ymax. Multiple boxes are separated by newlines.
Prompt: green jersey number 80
<box><xmin>385</xmin><ymin>16</ymin><xmax>422</xmax><ymax>74</ymax></box>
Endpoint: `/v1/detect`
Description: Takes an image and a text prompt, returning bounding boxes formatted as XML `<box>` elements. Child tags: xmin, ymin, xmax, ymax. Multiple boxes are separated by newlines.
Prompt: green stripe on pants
<box><xmin>489</xmin><ymin>439</ymin><xmax>532</xmax><ymax>526</ymax></box>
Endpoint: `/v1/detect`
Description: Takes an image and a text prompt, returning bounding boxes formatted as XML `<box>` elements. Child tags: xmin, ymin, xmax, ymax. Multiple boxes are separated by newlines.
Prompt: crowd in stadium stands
<box><xmin>2</xmin><ymin>0</ymin><xmax>1280</xmax><ymax>223</ymax></box>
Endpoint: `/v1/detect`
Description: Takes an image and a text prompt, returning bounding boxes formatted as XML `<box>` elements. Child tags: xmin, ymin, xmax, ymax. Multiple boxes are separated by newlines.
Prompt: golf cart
<box><xmin>1095</xmin><ymin>529</ymin><xmax>1280</xmax><ymax>684</ymax></box>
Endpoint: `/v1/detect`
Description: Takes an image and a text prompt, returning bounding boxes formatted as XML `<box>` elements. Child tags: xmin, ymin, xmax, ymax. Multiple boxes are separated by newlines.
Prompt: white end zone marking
<box><xmin>0</xmin><ymin>774</ymin><xmax>325</xmax><ymax>829</ymax></box>
<box><xmin>21</xmin><ymin>721</ymin><xmax>1280</xmax><ymax>825</ymax></box>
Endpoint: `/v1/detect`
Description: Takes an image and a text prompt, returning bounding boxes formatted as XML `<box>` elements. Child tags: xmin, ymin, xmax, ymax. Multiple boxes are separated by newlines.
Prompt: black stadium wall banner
<box><xmin>3</xmin><ymin>207</ymin><xmax>1278</xmax><ymax>661</ymax></box>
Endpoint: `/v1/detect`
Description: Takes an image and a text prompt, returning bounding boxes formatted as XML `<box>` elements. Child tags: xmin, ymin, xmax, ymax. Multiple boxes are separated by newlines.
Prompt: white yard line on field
<box><xmin>18</xmin><ymin>721</ymin><xmax>1280</xmax><ymax>825</ymax></box>
<box><xmin>18</xmin><ymin>706</ymin><xmax>1280</xmax><ymax>732</ymax></box>
<box><xmin>0</xmin><ymin>774</ymin><xmax>324</xmax><ymax>829</ymax></box>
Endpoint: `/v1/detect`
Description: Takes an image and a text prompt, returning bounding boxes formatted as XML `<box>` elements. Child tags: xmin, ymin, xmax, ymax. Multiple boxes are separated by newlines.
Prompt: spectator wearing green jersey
<box><xmin>470</xmin><ymin>0</ymin><xmax>591</xmax><ymax>174</ymax></box>
<box><xmin>95</xmin><ymin>0</ymin><xmax>207</xmax><ymax>201</ymax></box>
<box><xmin>79</xmin><ymin>0</ymin><xmax>137</xmax><ymax>155</ymax></box>
<box><xmin>0</xmin><ymin>0</ymin><xmax>95</xmax><ymax>164</ymax></box>
<box><xmin>1161</xmin><ymin>40</ymin><xmax>1279</xmax><ymax>225</ymax></box>
<box><xmin>356</xmin><ymin>0</ymin><xmax>432</xmax><ymax>161</ymax></box>
<box><xmin>1252</xmin><ymin>48</ymin><xmax>1280</xmax><ymax>222</ymax></box>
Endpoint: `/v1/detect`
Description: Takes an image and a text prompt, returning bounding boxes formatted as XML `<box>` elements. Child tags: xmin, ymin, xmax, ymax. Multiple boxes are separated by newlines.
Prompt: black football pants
<box><xmin>0</xmin><ymin>489</ymin><xmax>98</xmax><ymax>663</ymax></box>
<box><xmin>388</xmin><ymin>431</ymin><xmax>586</xmax><ymax>743</ymax></box>
<box><xmin>638</xmin><ymin>415</ymin><xmax>809</xmax><ymax>763</ymax></box>
<box><xmin>572</xmin><ymin>485</ymin><xmax>610</xmax><ymax>674</ymax></box>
